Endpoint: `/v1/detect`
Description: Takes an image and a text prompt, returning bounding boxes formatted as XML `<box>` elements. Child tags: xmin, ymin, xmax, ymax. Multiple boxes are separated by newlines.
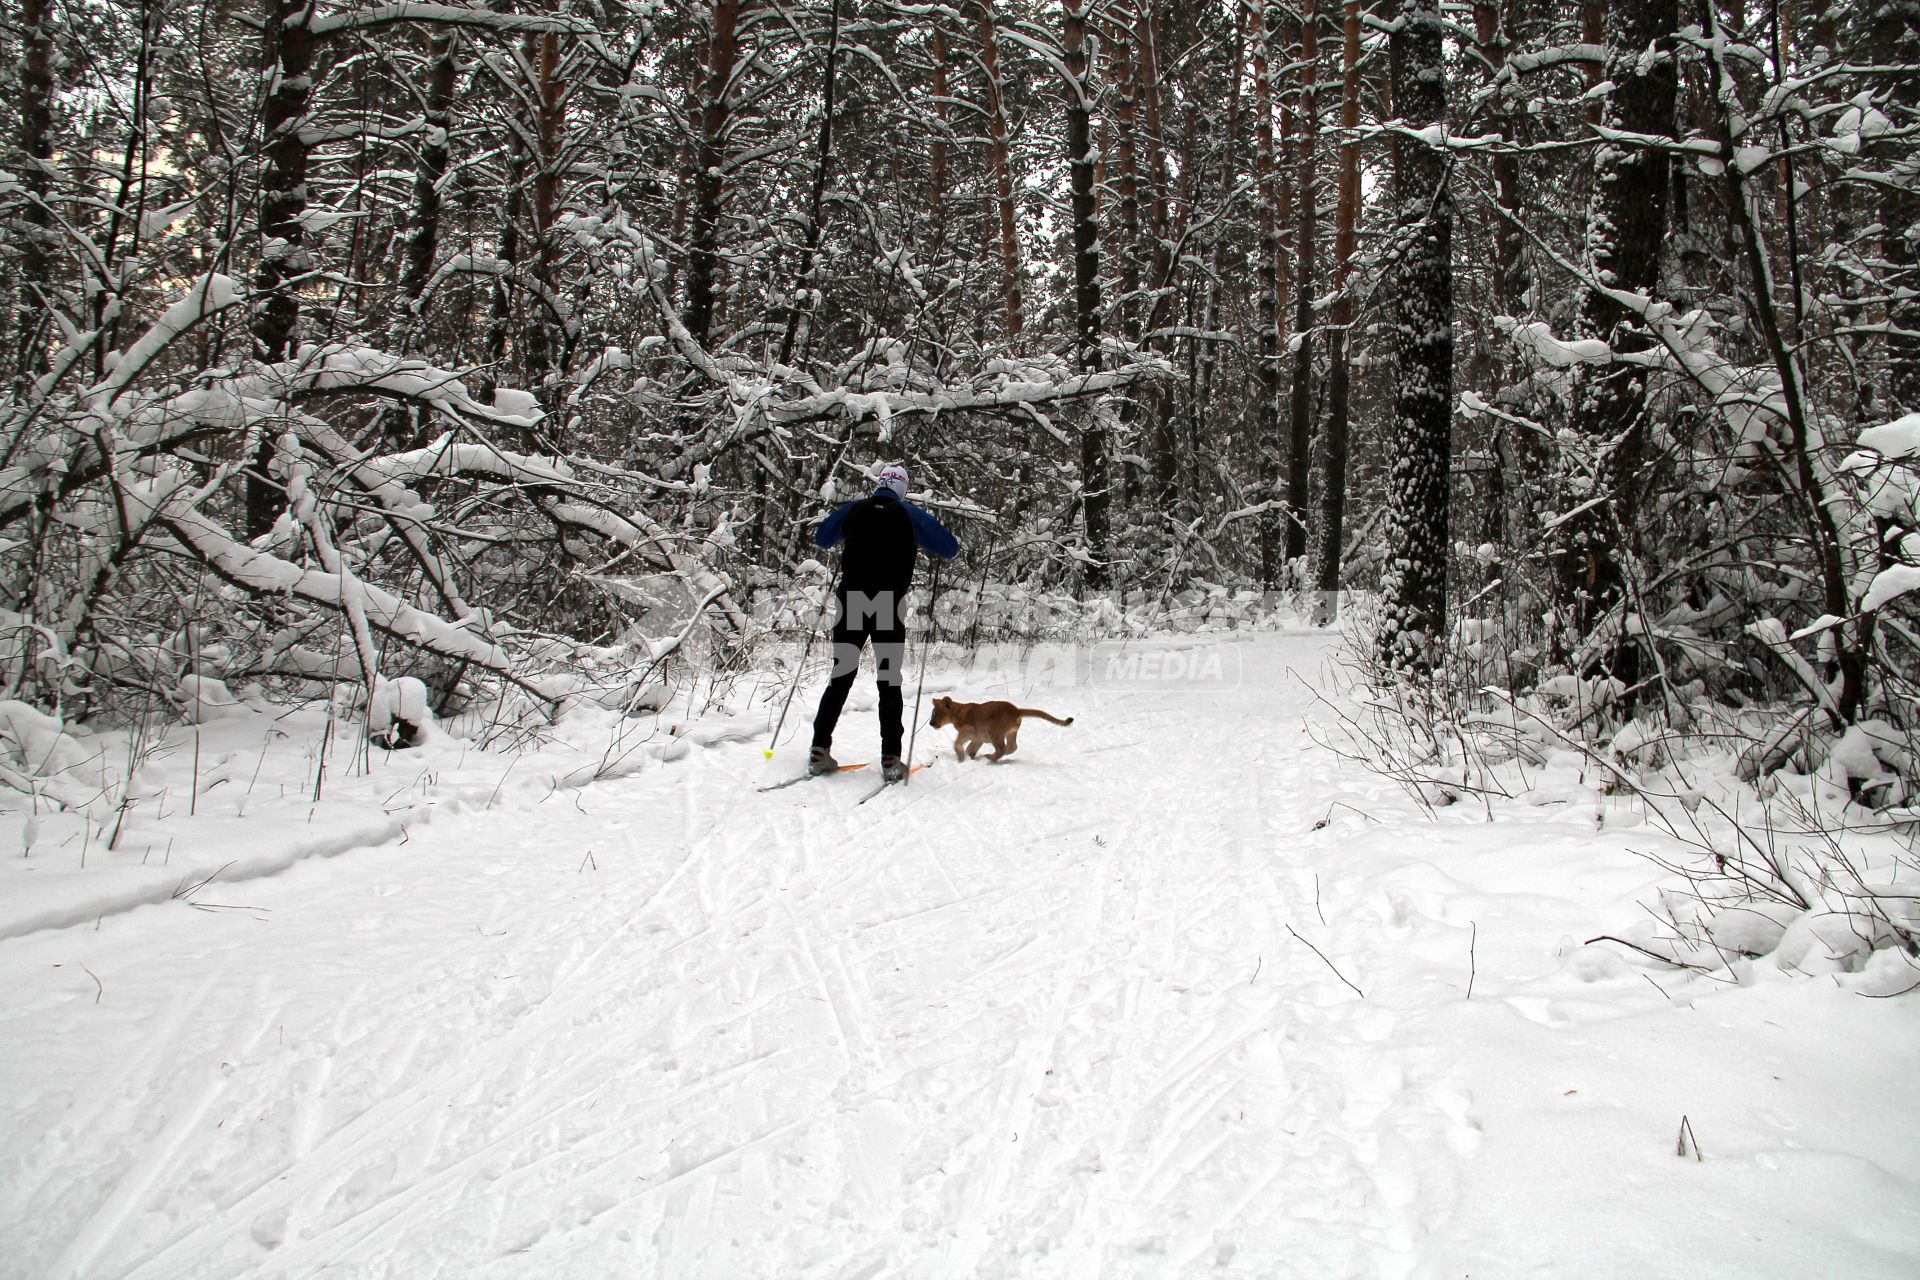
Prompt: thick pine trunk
<box><xmin>385</xmin><ymin>29</ymin><xmax>459</xmax><ymax>447</ymax></box>
<box><xmin>1312</xmin><ymin>0</ymin><xmax>1362</xmax><ymax>612</ymax></box>
<box><xmin>1284</xmin><ymin>0</ymin><xmax>1321</xmax><ymax>569</ymax></box>
<box><xmin>1253</xmin><ymin>0</ymin><xmax>1285</xmax><ymax>588</ymax></box>
<box><xmin>249</xmin><ymin>0</ymin><xmax>317</xmax><ymax>536</ymax></box>
<box><xmin>1377</xmin><ymin>0</ymin><xmax>1454</xmax><ymax>677</ymax></box>
<box><xmin>1063</xmin><ymin>0</ymin><xmax>1109</xmax><ymax>590</ymax></box>
<box><xmin>685</xmin><ymin>0</ymin><xmax>742</xmax><ymax>347</ymax></box>
<box><xmin>253</xmin><ymin>2</ymin><xmax>314</xmax><ymax>363</ymax></box>
<box><xmin>1562</xmin><ymin>0</ymin><xmax>1677</xmax><ymax>669</ymax></box>
<box><xmin>778</xmin><ymin>0</ymin><xmax>843</xmax><ymax>369</ymax></box>
<box><xmin>1133</xmin><ymin>4</ymin><xmax>1181</xmax><ymax>500</ymax></box>
<box><xmin>395</xmin><ymin>29</ymin><xmax>459</xmax><ymax>350</ymax></box>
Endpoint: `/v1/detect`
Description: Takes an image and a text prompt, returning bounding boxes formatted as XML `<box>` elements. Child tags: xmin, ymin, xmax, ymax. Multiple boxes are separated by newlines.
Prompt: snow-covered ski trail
<box><xmin>6</xmin><ymin>628</ymin><xmax>1918</xmax><ymax>1279</ymax></box>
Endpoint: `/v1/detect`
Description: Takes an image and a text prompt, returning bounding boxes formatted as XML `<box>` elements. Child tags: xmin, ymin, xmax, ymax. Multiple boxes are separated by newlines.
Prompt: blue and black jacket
<box><xmin>814</xmin><ymin>487</ymin><xmax>959</xmax><ymax>601</ymax></box>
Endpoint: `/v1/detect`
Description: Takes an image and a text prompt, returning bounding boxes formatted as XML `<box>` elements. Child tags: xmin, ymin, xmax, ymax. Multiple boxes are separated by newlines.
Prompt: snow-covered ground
<box><xmin>3</xmin><ymin>628</ymin><xmax>1918</xmax><ymax>1278</ymax></box>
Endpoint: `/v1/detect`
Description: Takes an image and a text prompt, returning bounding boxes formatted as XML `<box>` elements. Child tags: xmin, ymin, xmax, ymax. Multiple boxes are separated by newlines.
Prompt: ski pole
<box><xmin>765</xmin><ymin>589</ymin><xmax>827</xmax><ymax>759</ymax></box>
<box><xmin>903</xmin><ymin>558</ymin><xmax>943</xmax><ymax>784</ymax></box>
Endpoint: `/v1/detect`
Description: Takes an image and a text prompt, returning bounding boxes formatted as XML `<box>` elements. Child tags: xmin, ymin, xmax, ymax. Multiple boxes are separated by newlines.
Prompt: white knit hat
<box><xmin>877</xmin><ymin>463</ymin><xmax>909</xmax><ymax>500</ymax></box>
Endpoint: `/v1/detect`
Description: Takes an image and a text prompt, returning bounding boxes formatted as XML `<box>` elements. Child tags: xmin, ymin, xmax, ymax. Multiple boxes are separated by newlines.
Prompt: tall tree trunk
<box><xmin>1110</xmin><ymin>32</ymin><xmax>1143</xmax><ymax>343</ymax></box>
<box><xmin>1377</xmin><ymin>0</ymin><xmax>1454</xmax><ymax>677</ymax></box>
<box><xmin>1876</xmin><ymin>2</ymin><xmax>1920</xmax><ymax>414</ymax></box>
<box><xmin>1475</xmin><ymin>0</ymin><xmax>1529</xmax><ymax>317</ymax></box>
<box><xmin>1109</xmin><ymin>26</ymin><xmax>1146</xmax><ymax>504</ymax></box>
<box><xmin>1194</xmin><ymin>5</ymin><xmax>1247</xmax><ymax>507</ymax></box>
<box><xmin>1312</xmin><ymin>0</ymin><xmax>1363</xmax><ymax>615</ymax></box>
<box><xmin>1253</xmin><ymin>0</ymin><xmax>1285</xmax><ymax>587</ymax></box>
<box><xmin>1562</xmin><ymin>0</ymin><xmax>1677</xmax><ymax>672</ymax></box>
<box><xmin>395</xmin><ymin>29</ymin><xmax>459</xmax><ymax>351</ymax></box>
<box><xmin>1704</xmin><ymin>6</ymin><xmax>1859</xmax><ymax>720</ymax></box>
<box><xmin>1582</xmin><ymin>0</ymin><xmax>1606</xmax><ymax>128</ymax></box>
<box><xmin>1284</xmin><ymin>0</ymin><xmax>1321</xmax><ymax>568</ymax></box>
<box><xmin>522</xmin><ymin>25</ymin><xmax>567</xmax><ymax>413</ymax></box>
<box><xmin>1136</xmin><ymin>2</ymin><xmax>1175</xmax><ymax>313</ymax></box>
<box><xmin>1134</xmin><ymin>2</ymin><xmax>1181</xmax><ymax>500</ymax></box>
<box><xmin>1474</xmin><ymin>0</ymin><xmax>1536</xmax><ymax>599</ymax></box>
<box><xmin>249</xmin><ymin>0</ymin><xmax>317</xmax><ymax>536</ymax></box>
<box><xmin>1062</xmin><ymin>0</ymin><xmax>1109</xmax><ymax>589</ymax></box>
<box><xmin>929</xmin><ymin>24</ymin><xmax>951</xmax><ymax>267</ymax></box>
<box><xmin>977</xmin><ymin>0</ymin><xmax>1024</xmax><ymax>340</ymax></box>
<box><xmin>13</xmin><ymin>0</ymin><xmax>56</xmax><ymax>389</ymax></box>
<box><xmin>685</xmin><ymin>0</ymin><xmax>742</xmax><ymax>347</ymax></box>
<box><xmin>385</xmin><ymin>29</ymin><xmax>460</xmax><ymax>447</ymax></box>
<box><xmin>781</xmin><ymin>0</ymin><xmax>849</xmax><ymax>567</ymax></box>
<box><xmin>481</xmin><ymin>125</ymin><xmax>526</xmax><ymax>403</ymax></box>
<box><xmin>779</xmin><ymin>0</ymin><xmax>843</xmax><ymax>369</ymax></box>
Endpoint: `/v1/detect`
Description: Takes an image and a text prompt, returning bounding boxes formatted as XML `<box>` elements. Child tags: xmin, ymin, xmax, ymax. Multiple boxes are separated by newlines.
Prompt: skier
<box><xmin>809</xmin><ymin>463</ymin><xmax>959</xmax><ymax>782</ymax></box>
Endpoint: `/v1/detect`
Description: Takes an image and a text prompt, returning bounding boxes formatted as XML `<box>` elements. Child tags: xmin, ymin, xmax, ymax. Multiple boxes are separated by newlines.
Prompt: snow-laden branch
<box><xmin>309</xmin><ymin>4</ymin><xmax>589</xmax><ymax>40</ymax></box>
<box><xmin>127</xmin><ymin>476</ymin><xmax>524</xmax><ymax>682</ymax></box>
<box><xmin>363</xmin><ymin>432</ymin><xmax>747</xmax><ymax>632</ymax></box>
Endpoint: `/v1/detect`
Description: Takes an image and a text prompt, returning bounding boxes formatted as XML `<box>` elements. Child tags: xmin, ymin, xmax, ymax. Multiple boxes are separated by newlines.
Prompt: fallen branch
<box><xmin>1287</xmin><ymin>925</ymin><xmax>1365</xmax><ymax>999</ymax></box>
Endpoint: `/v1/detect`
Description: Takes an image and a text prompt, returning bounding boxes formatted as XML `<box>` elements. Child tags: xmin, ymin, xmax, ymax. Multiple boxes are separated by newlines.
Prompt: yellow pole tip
<box><xmin>762</xmin><ymin>749</ymin><xmax>774</xmax><ymax>760</ymax></box>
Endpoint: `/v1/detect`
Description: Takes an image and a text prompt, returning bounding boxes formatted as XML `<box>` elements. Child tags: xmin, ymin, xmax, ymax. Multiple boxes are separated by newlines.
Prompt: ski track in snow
<box><xmin>3</xmin><ymin>630</ymin><xmax>1917</xmax><ymax>1278</ymax></box>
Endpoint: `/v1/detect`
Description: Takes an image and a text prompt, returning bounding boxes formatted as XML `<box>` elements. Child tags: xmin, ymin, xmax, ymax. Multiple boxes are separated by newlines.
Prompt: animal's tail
<box><xmin>1019</xmin><ymin>707</ymin><xmax>1075</xmax><ymax>726</ymax></box>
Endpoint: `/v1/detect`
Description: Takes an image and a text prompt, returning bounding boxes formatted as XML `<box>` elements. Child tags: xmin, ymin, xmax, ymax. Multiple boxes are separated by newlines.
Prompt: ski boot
<box><xmin>808</xmin><ymin>746</ymin><xmax>839</xmax><ymax>776</ymax></box>
<box><xmin>881</xmin><ymin>756</ymin><xmax>908</xmax><ymax>783</ymax></box>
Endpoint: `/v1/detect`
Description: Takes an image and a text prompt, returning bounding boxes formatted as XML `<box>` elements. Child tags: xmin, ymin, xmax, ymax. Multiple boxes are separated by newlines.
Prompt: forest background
<box><xmin>3</xmin><ymin>0</ymin><xmax>1920</xmax><ymax>892</ymax></box>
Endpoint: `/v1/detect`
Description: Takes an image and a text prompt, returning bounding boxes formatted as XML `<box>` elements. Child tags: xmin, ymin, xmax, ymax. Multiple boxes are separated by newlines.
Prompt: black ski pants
<box><xmin>811</xmin><ymin>587</ymin><xmax>906</xmax><ymax>758</ymax></box>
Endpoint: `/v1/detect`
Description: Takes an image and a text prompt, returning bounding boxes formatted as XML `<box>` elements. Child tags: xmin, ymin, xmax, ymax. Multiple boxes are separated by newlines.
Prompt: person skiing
<box><xmin>809</xmin><ymin>463</ymin><xmax>959</xmax><ymax>782</ymax></box>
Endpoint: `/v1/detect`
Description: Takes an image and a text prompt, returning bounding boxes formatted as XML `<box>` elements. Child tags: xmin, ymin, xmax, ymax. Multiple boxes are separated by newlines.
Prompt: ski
<box><xmin>757</xmin><ymin>763</ymin><xmax>867</xmax><ymax>793</ymax></box>
<box><xmin>856</xmin><ymin>761</ymin><xmax>932</xmax><ymax>804</ymax></box>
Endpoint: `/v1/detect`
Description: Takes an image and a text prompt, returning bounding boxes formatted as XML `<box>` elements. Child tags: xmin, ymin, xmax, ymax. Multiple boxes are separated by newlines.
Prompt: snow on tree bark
<box><xmin>1062</xmin><ymin>0</ymin><xmax>1110</xmax><ymax>589</ymax></box>
<box><xmin>777</xmin><ymin>0</ymin><xmax>844</xmax><ymax>370</ymax></box>
<box><xmin>685</xmin><ymin>0</ymin><xmax>742</xmax><ymax>348</ymax></box>
<box><xmin>394</xmin><ymin>29</ymin><xmax>460</xmax><ymax>348</ymax></box>
<box><xmin>975</xmin><ymin>0</ymin><xmax>1025</xmax><ymax>340</ymax></box>
<box><xmin>1252</xmin><ymin>0</ymin><xmax>1285</xmax><ymax>588</ymax></box>
<box><xmin>1704</xmin><ymin>7</ymin><xmax>1861</xmax><ymax>721</ymax></box>
<box><xmin>522</xmin><ymin>20</ymin><xmax>569</xmax><ymax>413</ymax></box>
<box><xmin>12</xmin><ymin>0</ymin><xmax>56</xmax><ymax>389</ymax></box>
<box><xmin>1474</xmin><ymin>0</ymin><xmax>1530</xmax><ymax>319</ymax></box>
<box><xmin>1134</xmin><ymin>3</ymin><xmax>1181</xmax><ymax>500</ymax></box>
<box><xmin>248</xmin><ymin>0</ymin><xmax>318</xmax><ymax>537</ymax></box>
<box><xmin>1285</xmin><ymin>0</ymin><xmax>1322</xmax><ymax>570</ymax></box>
<box><xmin>1312</xmin><ymin>0</ymin><xmax>1363</xmax><ymax>611</ymax></box>
<box><xmin>1875</xmin><ymin>3</ymin><xmax>1920</xmax><ymax>414</ymax></box>
<box><xmin>1560</xmin><ymin>0</ymin><xmax>1678</xmax><ymax>676</ymax></box>
<box><xmin>1376</xmin><ymin>0</ymin><xmax>1454</xmax><ymax>678</ymax></box>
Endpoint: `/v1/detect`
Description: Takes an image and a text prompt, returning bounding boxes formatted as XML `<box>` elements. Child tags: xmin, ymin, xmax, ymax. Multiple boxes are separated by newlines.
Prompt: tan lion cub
<box><xmin>928</xmin><ymin>696</ymin><xmax>1074</xmax><ymax>763</ymax></box>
